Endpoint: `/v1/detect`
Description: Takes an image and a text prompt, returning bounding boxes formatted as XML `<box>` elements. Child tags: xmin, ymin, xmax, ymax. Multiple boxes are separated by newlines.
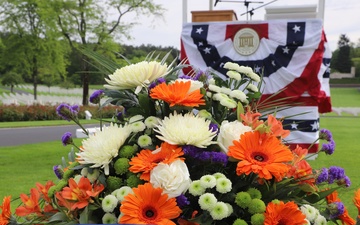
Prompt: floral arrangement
<box><xmin>1</xmin><ymin>53</ymin><xmax>360</xmax><ymax>225</ymax></box>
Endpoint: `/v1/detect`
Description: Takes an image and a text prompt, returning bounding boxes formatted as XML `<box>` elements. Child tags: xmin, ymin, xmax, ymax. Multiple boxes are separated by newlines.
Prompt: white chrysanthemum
<box><xmin>198</xmin><ymin>193</ymin><xmax>218</xmax><ymax>210</ymax></box>
<box><xmin>175</xmin><ymin>78</ymin><xmax>204</xmax><ymax>93</ymax></box>
<box><xmin>247</xmin><ymin>83</ymin><xmax>259</xmax><ymax>92</ymax></box>
<box><xmin>130</xmin><ymin>121</ymin><xmax>146</xmax><ymax>132</ymax></box>
<box><xmin>200</xmin><ymin>175</ymin><xmax>217</xmax><ymax>188</ymax></box>
<box><xmin>212</xmin><ymin>93</ymin><xmax>229</xmax><ymax>101</ymax></box>
<box><xmin>238</xmin><ymin>66</ymin><xmax>254</xmax><ymax>74</ymax></box>
<box><xmin>223</xmin><ymin>62</ymin><xmax>240</xmax><ymax>71</ymax></box>
<box><xmin>137</xmin><ymin>134</ymin><xmax>153</xmax><ymax>148</ymax></box>
<box><xmin>208</xmin><ymin>77</ymin><xmax>216</xmax><ymax>85</ymax></box>
<box><xmin>208</xmin><ymin>84</ymin><xmax>222</xmax><ymax>93</ymax></box>
<box><xmin>247</xmin><ymin>72</ymin><xmax>261</xmax><ymax>82</ymax></box>
<box><xmin>220</xmin><ymin>87</ymin><xmax>232</xmax><ymax>95</ymax></box>
<box><xmin>213</xmin><ymin>172</ymin><xmax>226</xmax><ymax>180</ymax></box>
<box><xmin>300</xmin><ymin>204</ymin><xmax>318</xmax><ymax>222</ymax></box>
<box><xmin>314</xmin><ymin>215</ymin><xmax>327</xmax><ymax>225</ymax></box>
<box><xmin>104</xmin><ymin>61</ymin><xmax>169</xmax><ymax>93</ymax></box>
<box><xmin>225</xmin><ymin>203</ymin><xmax>233</xmax><ymax>217</ymax></box>
<box><xmin>230</xmin><ymin>90</ymin><xmax>248</xmax><ymax>103</ymax></box>
<box><xmin>102</xmin><ymin>212</ymin><xmax>118</xmax><ymax>224</ymax></box>
<box><xmin>77</xmin><ymin>123</ymin><xmax>132</xmax><ymax>175</ymax></box>
<box><xmin>210</xmin><ymin>201</ymin><xmax>229</xmax><ymax>220</ymax></box>
<box><xmin>154</xmin><ymin>112</ymin><xmax>217</xmax><ymax>148</ymax></box>
<box><xmin>216</xmin><ymin>177</ymin><xmax>232</xmax><ymax>193</ymax></box>
<box><xmin>189</xmin><ymin>180</ymin><xmax>206</xmax><ymax>196</ymax></box>
<box><xmin>226</xmin><ymin>70</ymin><xmax>241</xmax><ymax>81</ymax></box>
<box><xmin>220</xmin><ymin>98</ymin><xmax>237</xmax><ymax>109</ymax></box>
<box><xmin>144</xmin><ymin>116</ymin><xmax>160</xmax><ymax>128</ymax></box>
<box><xmin>102</xmin><ymin>195</ymin><xmax>119</xmax><ymax>213</ymax></box>
<box><xmin>112</xmin><ymin>186</ymin><xmax>133</xmax><ymax>203</ymax></box>
<box><xmin>129</xmin><ymin>114</ymin><xmax>144</xmax><ymax>123</ymax></box>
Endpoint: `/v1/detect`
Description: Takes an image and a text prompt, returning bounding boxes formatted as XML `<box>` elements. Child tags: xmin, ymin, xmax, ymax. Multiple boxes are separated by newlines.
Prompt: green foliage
<box><xmin>331</xmin><ymin>34</ymin><xmax>352</xmax><ymax>73</ymax></box>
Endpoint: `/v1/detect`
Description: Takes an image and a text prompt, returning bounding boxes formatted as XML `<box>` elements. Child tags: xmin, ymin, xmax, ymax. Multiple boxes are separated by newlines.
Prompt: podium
<box><xmin>191</xmin><ymin>10</ymin><xmax>237</xmax><ymax>22</ymax></box>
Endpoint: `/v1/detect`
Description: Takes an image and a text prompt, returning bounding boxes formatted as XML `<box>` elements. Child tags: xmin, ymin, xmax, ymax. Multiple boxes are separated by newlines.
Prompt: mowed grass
<box><xmin>0</xmin><ymin>87</ymin><xmax>359</xmax><ymax>218</ymax></box>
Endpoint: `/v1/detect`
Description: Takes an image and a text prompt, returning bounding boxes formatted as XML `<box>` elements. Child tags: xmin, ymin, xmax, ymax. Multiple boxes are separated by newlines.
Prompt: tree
<box><xmin>332</xmin><ymin>34</ymin><xmax>352</xmax><ymax>73</ymax></box>
<box><xmin>1</xmin><ymin>71</ymin><xmax>24</xmax><ymax>93</ymax></box>
<box><xmin>0</xmin><ymin>0</ymin><xmax>69</xmax><ymax>100</ymax></box>
<box><xmin>50</xmin><ymin>0</ymin><xmax>164</xmax><ymax>105</ymax></box>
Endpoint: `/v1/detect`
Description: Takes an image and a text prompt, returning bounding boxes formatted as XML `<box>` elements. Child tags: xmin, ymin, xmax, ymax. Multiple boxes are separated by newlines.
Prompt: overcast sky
<box><xmin>125</xmin><ymin>0</ymin><xmax>360</xmax><ymax>52</ymax></box>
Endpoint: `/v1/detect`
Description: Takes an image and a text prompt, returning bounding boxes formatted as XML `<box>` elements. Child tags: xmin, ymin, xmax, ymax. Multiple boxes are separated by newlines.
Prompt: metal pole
<box><xmin>182</xmin><ymin>0</ymin><xmax>188</xmax><ymax>23</ymax></box>
<box><xmin>318</xmin><ymin>0</ymin><xmax>325</xmax><ymax>21</ymax></box>
<box><xmin>210</xmin><ymin>0</ymin><xmax>214</xmax><ymax>10</ymax></box>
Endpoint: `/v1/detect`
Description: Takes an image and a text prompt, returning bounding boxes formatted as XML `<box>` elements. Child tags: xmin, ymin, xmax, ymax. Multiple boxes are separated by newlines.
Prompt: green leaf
<box><xmin>47</xmin><ymin>212</ymin><xmax>70</xmax><ymax>223</ymax></box>
<box><xmin>79</xmin><ymin>206</ymin><xmax>89</xmax><ymax>224</ymax></box>
<box><xmin>237</xmin><ymin>102</ymin><xmax>244</xmax><ymax>122</ymax></box>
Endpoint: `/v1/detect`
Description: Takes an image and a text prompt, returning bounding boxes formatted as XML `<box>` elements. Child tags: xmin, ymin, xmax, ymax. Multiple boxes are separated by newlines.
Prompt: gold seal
<box><xmin>233</xmin><ymin>28</ymin><xmax>260</xmax><ymax>56</ymax></box>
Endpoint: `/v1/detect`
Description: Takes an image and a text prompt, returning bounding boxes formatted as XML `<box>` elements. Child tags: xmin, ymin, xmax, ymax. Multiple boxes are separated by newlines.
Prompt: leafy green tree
<box><xmin>0</xmin><ymin>0</ymin><xmax>69</xmax><ymax>100</ymax></box>
<box><xmin>50</xmin><ymin>0</ymin><xmax>164</xmax><ymax>105</ymax></box>
<box><xmin>332</xmin><ymin>34</ymin><xmax>352</xmax><ymax>73</ymax></box>
<box><xmin>1</xmin><ymin>71</ymin><xmax>24</xmax><ymax>93</ymax></box>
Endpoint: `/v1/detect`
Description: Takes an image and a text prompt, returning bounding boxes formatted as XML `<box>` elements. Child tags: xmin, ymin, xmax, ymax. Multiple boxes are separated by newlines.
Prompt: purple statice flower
<box><xmin>328</xmin><ymin>202</ymin><xmax>345</xmax><ymax>219</ymax></box>
<box><xmin>178</xmin><ymin>74</ymin><xmax>193</xmax><ymax>80</ymax></box>
<box><xmin>316</xmin><ymin>168</ymin><xmax>328</xmax><ymax>184</ymax></box>
<box><xmin>56</xmin><ymin>103</ymin><xmax>79</xmax><ymax>121</ymax></box>
<box><xmin>320</xmin><ymin>140</ymin><xmax>336</xmax><ymax>155</ymax></box>
<box><xmin>210</xmin><ymin>152</ymin><xmax>228</xmax><ymax>166</ymax></box>
<box><xmin>198</xmin><ymin>151</ymin><xmax>212</xmax><ymax>161</ymax></box>
<box><xmin>182</xmin><ymin>145</ymin><xmax>203</xmax><ymax>158</ymax></box>
<box><xmin>148</xmin><ymin>77</ymin><xmax>167</xmax><ymax>90</ymax></box>
<box><xmin>53</xmin><ymin>165</ymin><xmax>64</xmax><ymax>180</ymax></box>
<box><xmin>61</xmin><ymin>132</ymin><xmax>73</xmax><ymax>146</ymax></box>
<box><xmin>89</xmin><ymin>90</ymin><xmax>104</xmax><ymax>104</ymax></box>
<box><xmin>319</xmin><ymin>129</ymin><xmax>333</xmax><ymax>141</ymax></box>
<box><xmin>328</xmin><ymin>166</ymin><xmax>346</xmax><ymax>184</ymax></box>
<box><xmin>337</xmin><ymin>176</ymin><xmax>351</xmax><ymax>187</ymax></box>
<box><xmin>176</xmin><ymin>194</ymin><xmax>190</xmax><ymax>208</ymax></box>
<box><xmin>209</xmin><ymin>123</ymin><xmax>219</xmax><ymax>134</ymax></box>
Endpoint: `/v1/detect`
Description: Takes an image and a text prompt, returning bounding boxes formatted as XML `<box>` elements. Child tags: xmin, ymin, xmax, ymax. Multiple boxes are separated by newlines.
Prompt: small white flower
<box><xmin>144</xmin><ymin>116</ymin><xmax>160</xmax><ymax>128</ymax></box>
<box><xmin>226</xmin><ymin>70</ymin><xmax>241</xmax><ymax>81</ymax></box>
<box><xmin>102</xmin><ymin>212</ymin><xmax>118</xmax><ymax>224</ymax></box>
<box><xmin>213</xmin><ymin>172</ymin><xmax>226</xmax><ymax>180</ymax></box>
<box><xmin>300</xmin><ymin>204</ymin><xmax>318</xmax><ymax>222</ymax></box>
<box><xmin>208</xmin><ymin>77</ymin><xmax>216</xmax><ymax>85</ymax></box>
<box><xmin>137</xmin><ymin>134</ymin><xmax>152</xmax><ymax>148</ymax></box>
<box><xmin>247</xmin><ymin>83</ymin><xmax>259</xmax><ymax>92</ymax></box>
<box><xmin>304</xmin><ymin>219</ymin><xmax>311</xmax><ymax>225</ymax></box>
<box><xmin>101</xmin><ymin>195</ymin><xmax>118</xmax><ymax>213</ymax></box>
<box><xmin>208</xmin><ymin>84</ymin><xmax>222</xmax><ymax>93</ymax></box>
<box><xmin>129</xmin><ymin>114</ymin><xmax>144</xmax><ymax>123</ymax></box>
<box><xmin>220</xmin><ymin>98</ymin><xmax>237</xmax><ymax>109</ymax></box>
<box><xmin>112</xmin><ymin>186</ymin><xmax>133</xmax><ymax>203</ymax></box>
<box><xmin>150</xmin><ymin>160</ymin><xmax>191</xmax><ymax>198</ymax></box>
<box><xmin>212</xmin><ymin>93</ymin><xmax>229</xmax><ymax>101</ymax></box>
<box><xmin>198</xmin><ymin>193</ymin><xmax>218</xmax><ymax>210</ymax></box>
<box><xmin>189</xmin><ymin>180</ymin><xmax>206</xmax><ymax>196</ymax></box>
<box><xmin>104</xmin><ymin>61</ymin><xmax>170</xmax><ymax>93</ymax></box>
<box><xmin>130</xmin><ymin>121</ymin><xmax>146</xmax><ymax>132</ymax></box>
<box><xmin>247</xmin><ymin>72</ymin><xmax>261</xmax><ymax>82</ymax></box>
<box><xmin>314</xmin><ymin>215</ymin><xmax>327</xmax><ymax>225</ymax></box>
<box><xmin>238</xmin><ymin>66</ymin><xmax>253</xmax><ymax>75</ymax></box>
<box><xmin>225</xmin><ymin>203</ymin><xmax>233</xmax><ymax>217</ymax></box>
<box><xmin>230</xmin><ymin>90</ymin><xmax>248</xmax><ymax>103</ymax></box>
<box><xmin>77</xmin><ymin>123</ymin><xmax>132</xmax><ymax>175</ymax></box>
<box><xmin>217</xmin><ymin>120</ymin><xmax>252</xmax><ymax>154</ymax></box>
<box><xmin>200</xmin><ymin>175</ymin><xmax>217</xmax><ymax>188</ymax></box>
<box><xmin>216</xmin><ymin>177</ymin><xmax>232</xmax><ymax>193</ymax></box>
<box><xmin>210</xmin><ymin>201</ymin><xmax>229</xmax><ymax>220</ymax></box>
<box><xmin>223</xmin><ymin>62</ymin><xmax>240</xmax><ymax>71</ymax></box>
<box><xmin>154</xmin><ymin>112</ymin><xmax>217</xmax><ymax>148</ymax></box>
<box><xmin>220</xmin><ymin>87</ymin><xmax>232</xmax><ymax>95</ymax></box>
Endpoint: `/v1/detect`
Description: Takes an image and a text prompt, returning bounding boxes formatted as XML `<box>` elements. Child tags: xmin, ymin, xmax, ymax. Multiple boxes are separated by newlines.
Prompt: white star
<box><xmin>292</xmin><ymin>25</ymin><xmax>301</xmax><ymax>33</ymax></box>
<box><xmin>271</xmin><ymin>60</ymin><xmax>276</xmax><ymax>66</ymax></box>
<box><xmin>282</xmin><ymin>46</ymin><xmax>290</xmax><ymax>54</ymax></box>
<box><xmin>310</xmin><ymin>121</ymin><xmax>319</xmax><ymax>130</ymax></box>
<box><xmin>203</xmin><ymin>47</ymin><xmax>211</xmax><ymax>54</ymax></box>
<box><xmin>254</xmin><ymin>65</ymin><xmax>261</xmax><ymax>73</ymax></box>
<box><xmin>196</xmin><ymin>27</ymin><xmax>204</xmax><ymax>34</ymax></box>
<box><xmin>325</xmin><ymin>63</ymin><xmax>331</xmax><ymax>73</ymax></box>
<box><xmin>291</xmin><ymin>121</ymin><xmax>298</xmax><ymax>130</ymax></box>
<box><xmin>198</xmin><ymin>41</ymin><xmax>203</xmax><ymax>46</ymax></box>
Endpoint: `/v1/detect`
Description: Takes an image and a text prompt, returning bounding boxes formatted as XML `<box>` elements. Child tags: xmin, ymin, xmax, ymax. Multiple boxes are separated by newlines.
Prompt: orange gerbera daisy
<box><xmin>129</xmin><ymin>142</ymin><xmax>184</xmax><ymax>180</ymax></box>
<box><xmin>354</xmin><ymin>189</ymin><xmax>360</xmax><ymax>218</ymax></box>
<box><xmin>119</xmin><ymin>183</ymin><xmax>181</xmax><ymax>225</ymax></box>
<box><xmin>150</xmin><ymin>80</ymin><xmax>205</xmax><ymax>107</ymax></box>
<box><xmin>0</xmin><ymin>196</ymin><xmax>11</xmax><ymax>225</ymax></box>
<box><xmin>264</xmin><ymin>201</ymin><xmax>306</xmax><ymax>225</ymax></box>
<box><xmin>15</xmin><ymin>188</ymin><xmax>42</xmax><ymax>217</ymax></box>
<box><xmin>227</xmin><ymin>131</ymin><xmax>293</xmax><ymax>181</ymax></box>
<box><xmin>326</xmin><ymin>191</ymin><xmax>356</xmax><ymax>225</ymax></box>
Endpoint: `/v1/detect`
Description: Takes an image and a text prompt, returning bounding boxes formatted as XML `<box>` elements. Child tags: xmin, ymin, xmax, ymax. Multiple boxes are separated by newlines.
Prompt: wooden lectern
<box><xmin>191</xmin><ymin>10</ymin><xmax>237</xmax><ymax>22</ymax></box>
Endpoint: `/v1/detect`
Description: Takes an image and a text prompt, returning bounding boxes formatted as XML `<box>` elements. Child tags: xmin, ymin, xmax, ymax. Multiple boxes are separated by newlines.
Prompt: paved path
<box><xmin>0</xmin><ymin>124</ymin><xmax>97</xmax><ymax>147</ymax></box>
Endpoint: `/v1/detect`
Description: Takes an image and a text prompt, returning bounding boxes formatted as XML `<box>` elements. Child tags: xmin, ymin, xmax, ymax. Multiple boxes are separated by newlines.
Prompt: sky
<box><xmin>126</xmin><ymin>0</ymin><xmax>360</xmax><ymax>52</ymax></box>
